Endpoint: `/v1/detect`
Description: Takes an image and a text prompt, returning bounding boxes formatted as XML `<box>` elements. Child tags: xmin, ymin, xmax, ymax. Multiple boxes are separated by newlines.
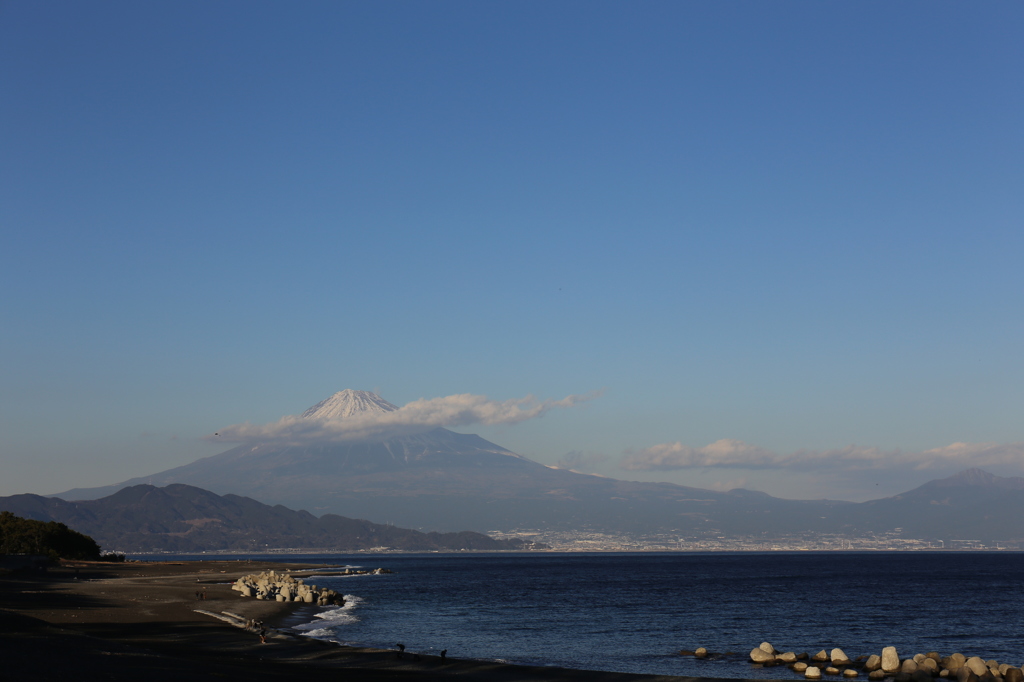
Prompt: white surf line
<box><xmin>193</xmin><ymin>609</ymin><xmax>245</xmax><ymax>627</ymax></box>
<box><xmin>193</xmin><ymin>609</ymin><xmax>300</xmax><ymax>642</ymax></box>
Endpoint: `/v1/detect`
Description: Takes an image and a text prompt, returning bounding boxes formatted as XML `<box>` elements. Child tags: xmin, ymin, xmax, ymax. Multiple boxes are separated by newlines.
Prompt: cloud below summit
<box><xmin>621</xmin><ymin>439</ymin><xmax>777</xmax><ymax>470</ymax></box>
<box><xmin>211</xmin><ymin>390</ymin><xmax>602</xmax><ymax>444</ymax></box>
<box><xmin>555</xmin><ymin>449</ymin><xmax>608</xmax><ymax>471</ymax></box>
<box><xmin>621</xmin><ymin>439</ymin><xmax>1024</xmax><ymax>473</ymax></box>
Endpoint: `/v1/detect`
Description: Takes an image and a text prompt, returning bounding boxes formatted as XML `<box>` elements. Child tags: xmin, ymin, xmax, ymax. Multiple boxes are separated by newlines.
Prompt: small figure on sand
<box><xmin>440</xmin><ymin>649</ymin><xmax>447</xmax><ymax>662</ymax></box>
<box><xmin>396</xmin><ymin>643</ymin><xmax>405</xmax><ymax>659</ymax></box>
<box><xmin>259</xmin><ymin>626</ymin><xmax>268</xmax><ymax>644</ymax></box>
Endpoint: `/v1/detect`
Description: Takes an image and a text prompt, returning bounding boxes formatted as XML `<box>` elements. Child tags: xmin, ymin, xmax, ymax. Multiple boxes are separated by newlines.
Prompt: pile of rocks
<box><xmin>745</xmin><ymin>642</ymin><xmax>1024</xmax><ymax>682</ymax></box>
<box><xmin>231</xmin><ymin>570</ymin><xmax>344</xmax><ymax>606</ymax></box>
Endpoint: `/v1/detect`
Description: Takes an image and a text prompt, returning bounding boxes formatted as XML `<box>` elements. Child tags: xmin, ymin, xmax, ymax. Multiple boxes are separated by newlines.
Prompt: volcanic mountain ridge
<box><xmin>51</xmin><ymin>391</ymin><xmax>1024</xmax><ymax>541</ymax></box>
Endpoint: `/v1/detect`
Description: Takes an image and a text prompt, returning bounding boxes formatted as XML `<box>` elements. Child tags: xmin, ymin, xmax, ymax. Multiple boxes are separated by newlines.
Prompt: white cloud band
<box><xmin>211</xmin><ymin>390</ymin><xmax>602</xmax><ymax>444</ymax></box>
<box><xmin>621</xmin><ymin>439</ymin><xmax>1024</xmax><ymax>472</ymax></box>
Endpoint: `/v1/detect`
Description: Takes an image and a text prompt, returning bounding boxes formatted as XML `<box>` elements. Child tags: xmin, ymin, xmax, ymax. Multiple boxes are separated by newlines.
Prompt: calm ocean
<box><xmin>166</xmin><ymin>552</ymin><xmax>1024</xmax><ymax>679</ymax></box>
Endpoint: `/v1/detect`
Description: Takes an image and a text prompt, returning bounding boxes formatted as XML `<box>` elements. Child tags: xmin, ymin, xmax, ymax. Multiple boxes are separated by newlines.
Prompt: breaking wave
<box><xmin>292</xmin><ymin>594</ymin><xmax>363</xmax><ymax>640</ymax></box>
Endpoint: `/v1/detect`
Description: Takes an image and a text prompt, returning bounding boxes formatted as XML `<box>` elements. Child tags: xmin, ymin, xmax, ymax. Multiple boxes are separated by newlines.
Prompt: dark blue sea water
<box><xmin>168</xmin><ymin>552</ymin><xmax>1024</xmax><ymax>678</ymax></box>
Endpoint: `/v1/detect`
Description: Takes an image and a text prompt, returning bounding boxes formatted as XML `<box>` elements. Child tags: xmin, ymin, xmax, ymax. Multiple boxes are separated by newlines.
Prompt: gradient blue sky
<box><xmin>2</xmin><ymin>1</ymin><xmax>1022</xmax><ymax>502</ymax></box>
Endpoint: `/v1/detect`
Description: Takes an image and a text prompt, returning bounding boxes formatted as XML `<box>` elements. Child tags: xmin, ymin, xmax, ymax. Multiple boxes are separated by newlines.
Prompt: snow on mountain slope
<box><xmin>301</xmin><ymin>389</ymin><xmax>398</xmax><ymax>420</ymax></box>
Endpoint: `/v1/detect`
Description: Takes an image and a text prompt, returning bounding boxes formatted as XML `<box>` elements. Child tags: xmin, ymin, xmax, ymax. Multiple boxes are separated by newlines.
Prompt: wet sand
<box><xmin>0</xmin><ymin>559</ymin><xmax>768</xmax><ymax>681</ymax></box>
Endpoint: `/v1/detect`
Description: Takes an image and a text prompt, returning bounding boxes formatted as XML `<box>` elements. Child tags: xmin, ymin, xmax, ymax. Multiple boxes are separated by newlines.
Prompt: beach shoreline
<box><xmin>1</xmin><ymin>558</ymin><xmax>776</xmax><ymax>681</ymax></box>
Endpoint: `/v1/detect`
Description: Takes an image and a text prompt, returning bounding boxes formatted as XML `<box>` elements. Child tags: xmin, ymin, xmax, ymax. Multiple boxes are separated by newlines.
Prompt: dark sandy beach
<box><xmin>0</xmin><ymin>559</ymin><xmax>766</xmax><ymax>681</ymax></box>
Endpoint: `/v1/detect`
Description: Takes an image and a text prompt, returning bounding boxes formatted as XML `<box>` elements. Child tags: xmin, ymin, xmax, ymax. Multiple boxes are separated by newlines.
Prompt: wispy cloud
<box><xmin>555</xmin><ymin>450</ymin><xmax>608</xmax><ymax>471</ymax></box>
<box><xmin>621</xmin><ymin>440</ymin><xmax>1024</xmax><ymax>472</ymax></box>
<box><xmin>621</xmin><ymin>439</ymin><xmax>776</xmax><ymax>470</ymax></box>
<box><xmin>706</xmin><ymin>477</ymin><xmax>751</xmax><ymax>492</ymax></box>
<box><xmin>211</xmin><ymin>390</ymin><xmax>602</xmax><ymax>444</ymax></box>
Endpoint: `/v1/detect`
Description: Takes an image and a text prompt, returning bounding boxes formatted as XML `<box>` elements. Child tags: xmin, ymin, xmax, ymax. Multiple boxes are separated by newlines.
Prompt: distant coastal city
<box><xmin>128</xmin><ymin>531</ymin><xmax>1024</xmax><ymax>556</ymax></box>
<box><xmin>488</xmin><ymin>530</ymin><xmax>1022</xmax><ymax>552</ymax></box>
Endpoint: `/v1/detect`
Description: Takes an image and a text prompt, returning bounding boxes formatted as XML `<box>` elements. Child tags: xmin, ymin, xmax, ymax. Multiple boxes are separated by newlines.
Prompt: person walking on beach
<box><xmin>440</xmin><ymin>649</ymin><xmax>447</xmax><ymax>662</ymax></box>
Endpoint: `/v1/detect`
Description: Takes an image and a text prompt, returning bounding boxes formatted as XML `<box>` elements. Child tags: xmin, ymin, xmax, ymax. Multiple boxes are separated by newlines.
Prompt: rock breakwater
<box><xmin>723</xmin><ymin>642</ymin><xmax>1024</xmax><ymax>681</ymax></box>
<box><xmin>231</xmin><ymin>570</ymin><xmax>344</xmax><ymax>605</ymax></box>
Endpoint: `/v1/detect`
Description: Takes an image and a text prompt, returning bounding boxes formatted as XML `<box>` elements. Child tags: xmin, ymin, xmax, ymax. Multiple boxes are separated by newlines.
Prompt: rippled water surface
<box><xmin>192</xmin><ymin>552</ymin><xmax>1024</xmax><ymax>678</ymax></box>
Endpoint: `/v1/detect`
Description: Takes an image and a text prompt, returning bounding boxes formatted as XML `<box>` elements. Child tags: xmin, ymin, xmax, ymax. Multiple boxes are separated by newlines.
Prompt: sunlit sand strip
<box><xmin>193</xmin><ymin>609</ymin><xmax>244</xmax><ymax>627</ymax></box>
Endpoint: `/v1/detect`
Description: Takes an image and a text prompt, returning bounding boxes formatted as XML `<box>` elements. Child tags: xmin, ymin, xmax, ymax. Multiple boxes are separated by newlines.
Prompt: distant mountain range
<box><xmin>46</xmin><ymin>390</ymin><xmax>1024</xmax><ymax>542</ymax></box>
<box><xmin>0</xmin><ymin>484</ymin><xmax>540</xmax><ymax>553</ymax></box>
<box><xmin>843</xmin><ymin>468</ymin><xmax>1024</xmax><ymax>541</ymax></box>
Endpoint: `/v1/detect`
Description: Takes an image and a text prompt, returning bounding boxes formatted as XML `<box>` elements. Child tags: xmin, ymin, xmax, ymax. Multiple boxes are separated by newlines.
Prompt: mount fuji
<box><xmin>301</xmin><ymin>389</ymin><xmax>399</xmax><ymax>420</ymax></box>
<box><xmin>50</xmin><ymin>391</ymin><xmax>1024</xmax><ymax>541</ymax></box>
<box><xmin>54</xmin><ymin>390</ymin><xmax>567</xmax><ymax>529</ymax></box>
<box><xmin>57</xmin><ymin>390</ymin><xmax>833</xmax><ymax>532</ymax></box>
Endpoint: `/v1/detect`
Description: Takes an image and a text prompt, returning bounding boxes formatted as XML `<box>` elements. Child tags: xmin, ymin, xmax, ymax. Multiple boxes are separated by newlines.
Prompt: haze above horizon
<box><xmin>2</xmin><ymin>2</ymin><xmax>1021</xmax><ymax>502</ymax></box>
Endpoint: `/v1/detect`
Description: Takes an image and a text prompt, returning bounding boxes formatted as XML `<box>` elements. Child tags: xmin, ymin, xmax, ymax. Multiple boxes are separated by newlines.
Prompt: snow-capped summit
<box><xmin>301</xmin><ymin>389</ymin><xmax>398</xmax><ymax>421</ymax></box>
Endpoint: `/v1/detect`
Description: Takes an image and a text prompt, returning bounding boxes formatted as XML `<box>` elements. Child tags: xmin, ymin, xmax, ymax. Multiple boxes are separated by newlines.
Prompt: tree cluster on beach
<box><xmin>0</xmin><ymin>511</ymin><xmax>101</xmax><ymax>560</ymax></box>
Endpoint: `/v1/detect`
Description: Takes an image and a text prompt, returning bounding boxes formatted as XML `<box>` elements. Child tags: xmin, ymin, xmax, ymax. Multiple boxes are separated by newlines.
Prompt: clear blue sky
<box><xmin>2</xmin><ymin>1</ymin><xmax>1021</xmax><ymax>501</ymax></box>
